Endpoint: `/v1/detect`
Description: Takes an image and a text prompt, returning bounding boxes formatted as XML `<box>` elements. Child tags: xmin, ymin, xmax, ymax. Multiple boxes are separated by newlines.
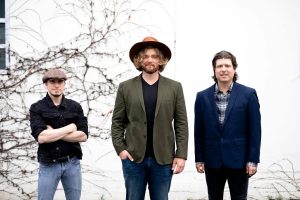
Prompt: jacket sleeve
<box><xmin>29</xmin><ymin>103</ymin><xmax>47</xmax><ymax>141</ymax></box>
<box><xmin>75</xmin><ymin>103</ymin><xmax>88</xmax><ymax>137</ymax></box>
<box><xmin>194</xmin><ymin>92</ymin><xmax>205</xmax><ymax>163</ymax></box>
<box><xmin>111</xmin><ymin>83</ymin><xmax>127</xmax><ymax>155</ymax></box>
<box><xmin>173</xmin><ymin>83</ymin><xmax>189</xmax><ymax>159</ymax></box>
<box><xmin>247</xmin><ymin>90</ymin><xmax>261</xmax><ymax>163</ymax></box>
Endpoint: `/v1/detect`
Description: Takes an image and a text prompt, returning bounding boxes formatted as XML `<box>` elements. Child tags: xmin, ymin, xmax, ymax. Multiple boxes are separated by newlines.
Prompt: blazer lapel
<box><xmin>154</xmin><ymin>75</ymin><xmax>165</xmax><ymax>118</ymax></box>
<box><xmin>223</xmin><ymin>83</ymin><xmax>240</xmax><ymax>126</ymax></box>
<box><xmin>135</xmin><ymin>76</ymin><xmax>145</xmax><ymax>113</ymax></box>
<box><xmin>209</xmin><ymin>84</ymin><xmax>222</xmax><ymax>130</ymax></box>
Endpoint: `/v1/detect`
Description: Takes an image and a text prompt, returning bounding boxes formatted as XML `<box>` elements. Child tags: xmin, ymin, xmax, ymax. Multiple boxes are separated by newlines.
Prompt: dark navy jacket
<box><xmin>194</xmin><ymin>82</ymin><xmax>261</xmax><ymax>169</ymax></box>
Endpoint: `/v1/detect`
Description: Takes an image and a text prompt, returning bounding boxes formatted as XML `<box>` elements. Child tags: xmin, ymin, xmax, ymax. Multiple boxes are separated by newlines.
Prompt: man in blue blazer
<box><xmin>194</xmin><ymin>50</ymin><xmax>261</xmax><ymax>200</ymax></box>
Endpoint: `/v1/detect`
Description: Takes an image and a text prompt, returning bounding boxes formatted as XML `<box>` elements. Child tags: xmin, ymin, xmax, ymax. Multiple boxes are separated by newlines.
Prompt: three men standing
<box><xmin>29</xmin><ymin>43</ymin><xmax>261</xmax><ymax>200</ymax></box>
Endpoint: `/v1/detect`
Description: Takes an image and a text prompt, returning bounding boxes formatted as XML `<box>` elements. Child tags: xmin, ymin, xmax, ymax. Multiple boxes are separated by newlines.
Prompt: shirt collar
<box><xmin>215</xmin><ymin>82</ymin><xmax>234</xmax><ymax>94</ymax></box>
<box><xmin>46</xmin><ymin>93</ymin><xmax>66</xmax><ymax>108</ymax></box>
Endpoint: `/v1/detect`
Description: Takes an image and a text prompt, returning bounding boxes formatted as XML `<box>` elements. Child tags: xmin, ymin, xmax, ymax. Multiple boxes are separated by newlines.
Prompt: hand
<box><xmin>46</xmin><ymin>125</ymin><xmax>53</xmax><ymax>130</ymax></box>
<box><xmin>172</xmin><ymin>158</ymin><xmax>186</xmax><ymax>174</ymax></box>
<box><xmin>68</xmin><ymin>123</ymin><xmax>77</xmax><ymax>132</ymax></box>
<box><xmin>196</xmin><ymin>163</ymin><xmax>205</xmax><ymax>173</ymax></box>
<box><xmin>119</xmin><ymin>150</ymin><xmax>134</xmax><ymax>161</ymax></box>
<box><xmin>246</xmin><ymin>165</ymin><xmax>257</xmax><ymax>177</ymax></box>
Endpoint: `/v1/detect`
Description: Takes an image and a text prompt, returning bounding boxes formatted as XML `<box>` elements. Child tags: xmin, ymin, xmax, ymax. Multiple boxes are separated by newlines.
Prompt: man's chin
<box><xmin>50</xmin><ymin>93</ymin><xmax>63</xmax><ymax>97</ymax></box>
<box><xmin>143</xmin><ymin>69</ymin><xmax>158</xmax><ymax>74</ymax></box>
<box><xmin>145</xmin><ymin>71</ymin><xmax>156</xmax><ymax>74</ymax></box>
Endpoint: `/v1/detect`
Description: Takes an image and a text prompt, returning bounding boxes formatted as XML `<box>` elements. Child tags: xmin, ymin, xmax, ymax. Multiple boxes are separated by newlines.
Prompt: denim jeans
<box><xmin>38</xmin><ymin>156</ymin><xmax>82</xmax><ymax>200</ymax></box>
<box><xmin>122</xmin><ymin>156</ymin><xmax>173</xmax><ymax>200</ymax></box>
<box><xmin>205</xmin><ymin>168</ymin><xmax>249</xmax><ymax>200</ymax></box>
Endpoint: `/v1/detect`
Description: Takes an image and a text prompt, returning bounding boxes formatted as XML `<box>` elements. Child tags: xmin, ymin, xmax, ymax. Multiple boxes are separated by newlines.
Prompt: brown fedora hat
<box><xmin>129</xmin><ymin>36</ymin><xmax>171</xmax><ymax>63</ymax></box>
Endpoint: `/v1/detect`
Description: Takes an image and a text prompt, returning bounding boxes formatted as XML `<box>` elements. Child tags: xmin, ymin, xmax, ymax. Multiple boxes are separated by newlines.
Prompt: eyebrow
<box><xmin>216</xmin><ymin>64</ymin><xmax>232</xmax><ymax>67</ymax></box>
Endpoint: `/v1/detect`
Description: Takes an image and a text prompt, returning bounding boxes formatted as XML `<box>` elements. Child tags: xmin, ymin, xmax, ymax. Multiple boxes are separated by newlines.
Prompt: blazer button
<box><xmin>144</xmin><ymin>122</ymin><xmax>146</xmax><ymax>124</ymax></box>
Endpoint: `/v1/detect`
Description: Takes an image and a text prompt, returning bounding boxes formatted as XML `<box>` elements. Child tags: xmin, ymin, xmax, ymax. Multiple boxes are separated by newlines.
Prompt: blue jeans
<box><xmin>122</xmin><ymin>156</ymin><xmax>173</xmax><ymax>200</ymax></box>
<box><xmin>205</xmin><ymin>168</ymin><xmax>249</xmax><ymax>200</ymax></box>
<box><xmin>38</xmin><ymin>156</ymin><xmax>82</xmax><ymax>200</ymax></box>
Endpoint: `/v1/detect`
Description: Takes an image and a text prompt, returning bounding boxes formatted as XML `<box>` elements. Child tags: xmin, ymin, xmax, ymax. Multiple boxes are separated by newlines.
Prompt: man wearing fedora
<box><xmin>111</xmin><ymin>36</ymin><xmax>189</xmax><ymax>200</ymax></box>
<box><xmin>29</xmin><ymin>68</ymin><xmax>88</xmax><ymax>200</ymax></box>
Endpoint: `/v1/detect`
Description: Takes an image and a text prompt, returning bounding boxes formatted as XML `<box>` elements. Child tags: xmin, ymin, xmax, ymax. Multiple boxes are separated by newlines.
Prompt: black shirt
<box><xmin>142</xmin><ymin>77</ymin><xmax>158</xmax><ymax>157</ymax></box>
<box><xmin>29</xmin><ymin>93</ymin><xmax>88</xmax><ymax>163</ymax></box>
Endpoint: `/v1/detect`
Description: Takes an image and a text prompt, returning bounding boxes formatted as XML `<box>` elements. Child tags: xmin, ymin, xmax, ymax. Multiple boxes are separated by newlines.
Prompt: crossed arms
<box><xmin>38</xmin><ymin>123</ymin><xmax>87</xmax><ymax>144</ymax></box>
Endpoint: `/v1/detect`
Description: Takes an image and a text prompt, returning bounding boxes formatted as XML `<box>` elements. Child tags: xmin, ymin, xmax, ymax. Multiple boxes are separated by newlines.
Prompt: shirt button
<box><xmin>56</xmin><ymin>147</ymin><xmax>59</xmax><ymax>150</ymax></box>
<box><xmin>53</xmin><ymin>160</ymin><xmax>56</xmax><ymax>162</ymax></box>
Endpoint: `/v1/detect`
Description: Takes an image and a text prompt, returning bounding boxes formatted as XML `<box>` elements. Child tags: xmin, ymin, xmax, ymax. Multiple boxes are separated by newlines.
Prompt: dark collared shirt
<box><xmin>29</xmin><ymin>93</ymin><xmax>88</xmax><ymax>163</ymax></box>
<box><xmin>215</xmin><ymin>83</ymin><xmax>233</xmax><ymax>126</ymax></box>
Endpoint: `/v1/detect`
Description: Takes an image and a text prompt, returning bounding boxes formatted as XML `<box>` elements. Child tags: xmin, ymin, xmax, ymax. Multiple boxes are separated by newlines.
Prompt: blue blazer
<box><xmin>194</xmin><ymin>82</ymin><xmax>261</xmax><ymax>169</ymax></box>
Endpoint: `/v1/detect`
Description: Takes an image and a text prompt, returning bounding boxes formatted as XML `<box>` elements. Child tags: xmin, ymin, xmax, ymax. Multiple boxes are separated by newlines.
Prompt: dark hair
<box><xmin>212</xmin><ymin>50</ymin><xmax>238</xmax><ymax>83</ymax></box>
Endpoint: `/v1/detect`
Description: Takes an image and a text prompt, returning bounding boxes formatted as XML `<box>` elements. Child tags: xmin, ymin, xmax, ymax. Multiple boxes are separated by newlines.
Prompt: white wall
<box><xmin>4</xmin><ymin>0</ymin><xmax>300</xmax><ymax>199</ymax></box>
<box><xmin>87</xmin><ymin>1</ymin><xmax>300</xmax><ymax>198</ymax></box>
<box><xmin>175</xmin><ymin>0</ymin><xmax>300</xmax><ymax>171</ymax></box>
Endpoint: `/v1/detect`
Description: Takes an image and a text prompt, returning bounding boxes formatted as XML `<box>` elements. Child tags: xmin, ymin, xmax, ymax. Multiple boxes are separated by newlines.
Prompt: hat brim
<box><xmin>129</xmin><ymin>41</ymin><xmax>171</xmax><ymax>62</ymax></box>
<box><xmin>43</xmin><ymin>77</ymin><xmax>67</xmax><ymax>83</ymax></box>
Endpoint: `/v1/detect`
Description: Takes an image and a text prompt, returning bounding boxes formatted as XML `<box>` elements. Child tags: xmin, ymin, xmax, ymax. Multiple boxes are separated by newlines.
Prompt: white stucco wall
<box><xmin>2</xmin><ymin>0</ymin><xmax>300</xmax><ymax>199</ymax></box>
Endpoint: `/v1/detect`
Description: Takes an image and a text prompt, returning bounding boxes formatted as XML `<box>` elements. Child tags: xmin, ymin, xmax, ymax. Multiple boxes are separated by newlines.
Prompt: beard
<box><xmin>51</xmin><ymin>94</ymin><xmax>62</xmax><ymax>97</ymax></box>
<box><xmin>49</xmin><ymin>91</ymin><xmax>63</xmax><ymax>97</ymax></box>
<box><xmin>142</xmin><ymin>64</ymin><xmax>159</xmax><ymax>74</ymax></box>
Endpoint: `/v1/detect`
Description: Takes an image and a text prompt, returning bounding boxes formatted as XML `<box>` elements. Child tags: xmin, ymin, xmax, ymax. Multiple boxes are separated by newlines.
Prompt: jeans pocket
<box><xmin>39</xmin><ymin>162</ymin><xmax>55</xmax><ymax>168</ymax></box>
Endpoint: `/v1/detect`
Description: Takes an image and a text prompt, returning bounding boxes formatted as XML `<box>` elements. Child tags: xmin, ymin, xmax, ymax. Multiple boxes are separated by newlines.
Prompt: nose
<box><xmin>53</xmin><ymin>81</ymin><xmax>62</xmax><ymax>86</ymax></box>
<box><xmin>220</xmin><ymin>65</ymin><xmax>227</xmax><ymax>71</ymax></box>
<box><xmin>146</xmin><ymin>57</ymin><xmax>154</xmax><ymax>62</ymax></box>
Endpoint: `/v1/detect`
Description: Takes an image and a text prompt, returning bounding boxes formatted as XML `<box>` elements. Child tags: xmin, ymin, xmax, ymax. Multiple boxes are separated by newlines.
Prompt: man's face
<box><xmin>141</xmin><ymin>48</ymin><xmax>160</xmax><ymax>74</ymax></box>
<box><xmin>214</xmin><ymin>58</ymin><xmax>235</xmax><ymax>84</ymax></box>
<box><xmin>45</xmin><ymin>78</ymin><xmax>65</xmax><ymax>97</ymax></box>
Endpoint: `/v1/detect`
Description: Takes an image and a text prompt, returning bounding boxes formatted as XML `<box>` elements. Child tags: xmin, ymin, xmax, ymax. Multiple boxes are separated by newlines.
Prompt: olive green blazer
<box><xmin>111</xmin><ymin>75</ymin><xmax>188</xmax><ymax>165</ymax></box>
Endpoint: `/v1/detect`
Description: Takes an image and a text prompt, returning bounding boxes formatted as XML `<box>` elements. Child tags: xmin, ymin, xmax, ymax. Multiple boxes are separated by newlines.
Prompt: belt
<box><xmin>54</xmin><ymin>155</ymin><xmax>74</xmax><ymax>163</ymax></box>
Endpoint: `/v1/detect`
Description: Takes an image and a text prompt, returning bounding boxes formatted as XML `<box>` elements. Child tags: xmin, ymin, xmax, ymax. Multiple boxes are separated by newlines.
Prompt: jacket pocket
<box><xmin>63</xmin><ymin>112</ymin><xmax>79</xmax><ymax>119</ymax></box>
<box><xmin>42</xmin><ymin>112</ymin><xmax>60</xmax><ymax>118</ymax></box>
